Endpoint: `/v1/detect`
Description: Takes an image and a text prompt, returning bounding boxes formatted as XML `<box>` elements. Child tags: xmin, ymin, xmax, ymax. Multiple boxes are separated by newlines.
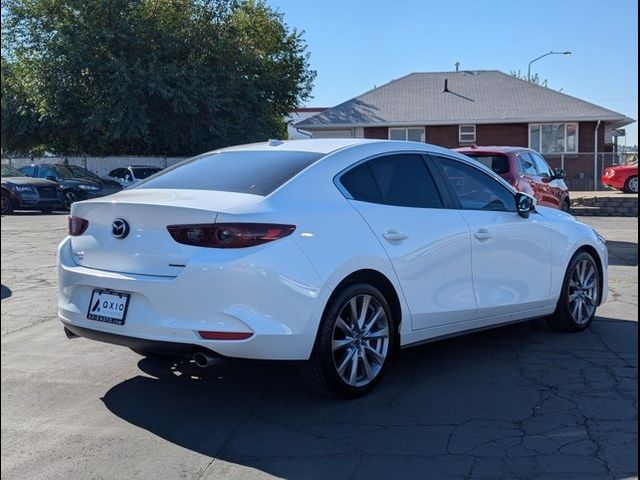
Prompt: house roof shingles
<box><xmin>296</xmin><ymin>70</ymin><xmax>633</xmax><ymax>129</ymax></box>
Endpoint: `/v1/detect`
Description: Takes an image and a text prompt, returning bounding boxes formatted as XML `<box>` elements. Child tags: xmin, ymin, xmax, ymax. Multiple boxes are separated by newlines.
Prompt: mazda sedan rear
<box><xmin>59</xmin><ymin>139</ymin><xmax>608</xmax><ymax>397</ymax></box>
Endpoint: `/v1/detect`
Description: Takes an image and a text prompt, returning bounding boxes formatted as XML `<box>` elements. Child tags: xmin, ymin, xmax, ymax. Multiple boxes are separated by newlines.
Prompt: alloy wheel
<box><xmin>1</xmin><ymin>193</ymin><xmax>10</xmax><ymax>214</ymax></box>
<box><xmin>64</xmin><ymin>190</ymin><xmax>78</xmax><ymax>208</ymax></box>
<box><xmin>628</xmin><ymin>176</ymin><xmax>638</xmax><ymax>193</ymax></box>
<box><xmin>332</xmin><ymin>294</ymin><xmax>390</xmax><ymax>387</ymax></box>
<box><xmin>568</xmin><ymin>259</ymin><xmax>598</xmax><ymax>325</ymax></box>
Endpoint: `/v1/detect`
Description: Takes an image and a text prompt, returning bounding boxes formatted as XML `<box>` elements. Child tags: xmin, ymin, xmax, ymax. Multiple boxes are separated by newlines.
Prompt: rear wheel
<box><xmin>548</xmin><ymin>251</ymin><xmax>600</xmax><ymax>332</ymax></box>
<box><xmin>300</xmin><ymin>283</ymin><xmax>395</xmax><ymax>397</ymax></box>
<box><xmin>1</xmin><ymin>190</ymin><xmax>13</xmax><ymax>215</ymax></box>
<box><xmin>624</xmin><ymin>175</ymin><xmax>638</xmax><ymax>194</ymax></box>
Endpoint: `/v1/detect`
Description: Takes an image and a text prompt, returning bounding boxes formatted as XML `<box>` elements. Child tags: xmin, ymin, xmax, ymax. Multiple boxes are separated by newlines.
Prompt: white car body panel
<box><xmin>58</xmin><ymin>139</ymin><xmax>609</xmax><ymax>361</ymax></box>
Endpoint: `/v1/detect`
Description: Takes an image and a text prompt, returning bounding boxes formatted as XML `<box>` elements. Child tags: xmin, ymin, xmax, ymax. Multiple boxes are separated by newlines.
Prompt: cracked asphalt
<box><xmin>1</xmin><ymin>213</ymin><xmax>637</xmax><ymax>480</ymax></box>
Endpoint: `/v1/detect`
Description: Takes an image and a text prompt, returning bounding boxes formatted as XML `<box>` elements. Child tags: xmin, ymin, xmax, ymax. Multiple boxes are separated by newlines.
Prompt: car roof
<box><xmin>455</xmin><ymin>145</ymin><xmax>530</xmax><ymax>154</ymax></box>
<box><xmin>128</xmin><ymin>165</ymin><xmax>162</xmax><ymax>169</ymax></box>
<box><xmin>217</xmin><ymin>138</ymin><xmax>378</xmax><ymax>155</ymax></box>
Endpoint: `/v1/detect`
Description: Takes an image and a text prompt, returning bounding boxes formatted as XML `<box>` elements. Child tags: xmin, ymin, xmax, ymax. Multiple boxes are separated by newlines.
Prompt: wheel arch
<box><xmin>323</xmin><ymin>269</ymin><xmax>403</xmax><ymax>349</ymax></box>
<box><xmin>570</xmin><ymin>245</ymin><xmax>605</xmax><ymax>306</ymax></box>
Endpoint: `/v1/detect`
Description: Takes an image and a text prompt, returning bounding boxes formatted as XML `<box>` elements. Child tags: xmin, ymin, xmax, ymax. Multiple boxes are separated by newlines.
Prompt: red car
<box><xmin>601</xmin><ymin>162</ymin><xmax>638</xmax><ymax>193</ymax></box>
<box><xmin>456</xmin><ymin>145</ymin><xmax>571</xmax><ymax>212</ymax></box>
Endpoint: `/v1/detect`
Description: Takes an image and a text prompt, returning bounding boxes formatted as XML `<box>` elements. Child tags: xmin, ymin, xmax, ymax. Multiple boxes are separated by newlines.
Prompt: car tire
<box><xmin>562</xmin><ymin>199</ymin><xmax>571</xmax><ymax>213</ymax></box>
<box><xmin>300</xmin><ymin>283</ymin><xmax>396</xmax><ymax>397</ymax></box>
<box><xmin>1</xmin><ymin>190</ymin><xmax>13</xmax><ymax>215</ymax></box>
<box><xmin>623</xmin><ymin>175</ymin><xmax>638</xmax><ymax>194</ymax></box>
<box><xmin>548</xmin><ymin>251</ymin><xmax>600</xmax><ymax>332</ymax></box>
<box><xmin>64</xmin><ymin>189</ymin><xmax>78</xmax><ymax>209</ymax></box>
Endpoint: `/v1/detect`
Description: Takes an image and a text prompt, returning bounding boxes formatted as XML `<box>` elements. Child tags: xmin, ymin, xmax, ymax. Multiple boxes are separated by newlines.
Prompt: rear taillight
<box><xmin>68</xmin><ymin>216</ymin><xmax>89</xmax><ymax>236</ymax></box>
<box><xmin>166</xmin><ymin>223</ymin><xmax>296</xmax><ymax>248</ymax></box>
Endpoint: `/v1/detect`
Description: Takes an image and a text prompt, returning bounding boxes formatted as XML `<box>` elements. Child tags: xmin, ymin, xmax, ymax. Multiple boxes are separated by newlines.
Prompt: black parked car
<box><xmin>19</xmin><ymin>164</ymin><xmax>122</xmax><ymax>207</ymax></box>
<box><xmin>1</xmin><ymin>164</ymin><xmax>65</xmax><ymax>214</ymax></box>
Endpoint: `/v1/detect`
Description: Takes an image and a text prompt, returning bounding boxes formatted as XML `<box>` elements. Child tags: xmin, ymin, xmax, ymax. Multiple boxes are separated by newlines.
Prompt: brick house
<box><xmin>295</xmin><ymin>71</ymin><xmax>634</xmax><ymax>189</ymax></box>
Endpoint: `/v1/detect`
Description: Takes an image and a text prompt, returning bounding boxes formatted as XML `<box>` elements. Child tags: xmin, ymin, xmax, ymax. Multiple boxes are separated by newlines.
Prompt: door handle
<box><xmin>474</xmin><ymin>228</ymin><xmax>496</xmax><ymax>241</ymax></box>
<box><xmin>383</xmin><ymin>230</ymin><xmax>409</xmax><ymax>243</ymax></box>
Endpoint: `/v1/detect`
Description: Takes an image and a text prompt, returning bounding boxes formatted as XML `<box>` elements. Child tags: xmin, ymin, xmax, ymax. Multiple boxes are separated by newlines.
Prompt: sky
<box><xmin>270</xmin><ymin>0</ymin><xmax>639</xmax><ymax>146</ymax></box>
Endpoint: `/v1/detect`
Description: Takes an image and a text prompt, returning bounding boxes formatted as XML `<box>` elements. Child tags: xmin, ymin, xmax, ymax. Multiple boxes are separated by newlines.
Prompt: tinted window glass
<box><xmin>131</xmin><ymin>167</ymin><xmax>162</xmax><ymax>179</ymax></box>
<box><xmin>138</xmin><ymin>151</ymin><xmax>323</xmax><ymax>196</ymax></box>
<box><xmin>530</xmin><ymin>152</ymin><xmax>553</xmax><ymax>177</ymax></box>
<box><xmin>465</xmin><ymin>154</ymin><xmax>510</xmax><ymax>175</ymax></box>
<box><xmin>341</xmin><ymin>154</ymin><xmax>442</xmax><ymax>208</ymax></box>
<box><xmin>38</xmin><ymin>167</ymin><xmax>57</xmax><ymax>179</ymax></box>
<box><xmin>19</xmin><ymin>166</ymin><xmax>35</xmax><ymax>176</ymax></box>
<box><xmin>519</xmin><ymin>153</ymin><xmax>538</xmax><ymax>176</ymax></box>
<box><xmin>437</xmin><ymin>156</ymin><xmax>516</xmax><ymax>212</ymax></box>
<box><xmin>340</xmin><ymin>163</ymin><xmax>382</xmax><ymax>203</ymax></box>
<box><xmin>1</xmin><ymin>164</ymin><xmax>25</xmax><ymax>177</ymax></box>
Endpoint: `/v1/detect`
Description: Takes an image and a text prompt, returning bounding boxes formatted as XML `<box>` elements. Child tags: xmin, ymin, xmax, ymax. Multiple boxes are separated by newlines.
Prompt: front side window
<box><xmin>530</xmin><ymin>152</ymin><xmax>553</xmax><ymax>178</ymax></box>
<box><xmin>138</xmin><ymin>151</ymin><xmax>323</xmax><ymax>196</ymax></box>
<box><xmin>388</xmin><ymin>127</ymin><xmax>425</xmax><ymax>143</ymax></box>
<box><xmin>529</xmin><ymin>123</ymin><xmax>578</xmax><ymax>153</ymax></box>
<box><xmin>19</xmin><ymin>166</ymin><xmax>35</xmax><ymax>177</ymax></box>
<box><xmin>339</xmin><ymin>154</ymin><xmax>442</xmax><ymax>208</ymax></box>
<box><xmin>459</xmin><ymin>125</ymin><xmax>476</xmax><ymax>144</ymax></box>
<box><xmin>436</xmin><ymin>156</ymin><xmax>516</xmax><ymax>212</ymax></box>
<box><xmin>519</xmin><ymin>153</ymin><xmax>538</xmax><ymax>176</ymax></box>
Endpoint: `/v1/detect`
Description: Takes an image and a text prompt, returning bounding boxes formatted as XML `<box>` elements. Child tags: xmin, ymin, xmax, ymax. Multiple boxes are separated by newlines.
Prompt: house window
<box><xmin>529</xmin><ymin>123</ymin><xmax>578</xmax><ymax>153</ymax></box>
<box><xmin>389</xmin><ymin>127</ymin><xmax>425</xmax><ymax>142</ymax></box>
<box><xmin>459</xmin><ymin>125</ymin><xmax>476</xmax><ymax>144</ymax></box>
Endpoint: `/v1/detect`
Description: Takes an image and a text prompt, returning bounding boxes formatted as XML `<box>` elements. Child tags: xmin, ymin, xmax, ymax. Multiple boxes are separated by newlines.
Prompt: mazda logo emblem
<box><xmin>111</xmin><ymin>218</ymin><xmax>130</xmax><ymax>239</ymax></box>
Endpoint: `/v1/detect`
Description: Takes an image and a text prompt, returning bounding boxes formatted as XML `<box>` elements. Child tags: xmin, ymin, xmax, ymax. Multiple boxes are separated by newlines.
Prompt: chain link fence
<box><xmin>1</xmin><ymin>156</ymin><xmax>186</xmax><ymax>178</ymax></box>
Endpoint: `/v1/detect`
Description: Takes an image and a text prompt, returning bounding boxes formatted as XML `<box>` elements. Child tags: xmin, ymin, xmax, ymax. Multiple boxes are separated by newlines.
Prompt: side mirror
<box><xmin>516</xmin><ymin>192</ymin><xmax>536</xmax><ymax>218</ymax></box>
<box><xmin>552</xmin><ymin>168</ymin><xmax>566</xmax><ymax>180</ymax></box>
<box><xmin>46</xmin><ymin>175</ymin><xmax>57</xmax><ymax>182</ymax></box>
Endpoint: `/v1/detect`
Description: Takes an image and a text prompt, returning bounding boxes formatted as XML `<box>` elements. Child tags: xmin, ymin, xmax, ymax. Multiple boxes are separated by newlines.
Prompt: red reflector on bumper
<box><xmin>198</xmin><ymin>331</ymin><xmax>253</xmax><ymax>340</ymax></box>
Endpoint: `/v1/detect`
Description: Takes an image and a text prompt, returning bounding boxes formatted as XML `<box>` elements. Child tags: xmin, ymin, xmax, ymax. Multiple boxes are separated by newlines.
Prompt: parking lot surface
<box><xmin>1</xmin><ymin>213</ymin><xmax>637</xmax><ymax>480</ymax></box>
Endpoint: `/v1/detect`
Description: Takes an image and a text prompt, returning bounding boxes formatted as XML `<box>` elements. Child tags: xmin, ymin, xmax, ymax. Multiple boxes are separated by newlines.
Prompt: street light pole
<box><xmin>527</xmin><ymin>51</ymin><xmax>572</xmax><ymax>81</ymax></box>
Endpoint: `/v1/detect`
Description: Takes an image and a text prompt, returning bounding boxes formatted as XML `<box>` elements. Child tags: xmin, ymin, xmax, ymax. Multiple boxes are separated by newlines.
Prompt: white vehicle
<box><xmin>58</xmin><ymin>139</ymin><xmax>608</xmax><ymax>397</ymax></box>
<box><xmin>108</xmin><ymin>165</ymin><xmax>163</xmax><ymax>187</ymax></box>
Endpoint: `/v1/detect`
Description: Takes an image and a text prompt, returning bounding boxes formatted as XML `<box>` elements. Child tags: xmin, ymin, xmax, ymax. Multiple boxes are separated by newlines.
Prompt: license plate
<box><xmin>87</xmin><ymin>289</ymin><xmax>131</xmax><ymax>325</ymax></box>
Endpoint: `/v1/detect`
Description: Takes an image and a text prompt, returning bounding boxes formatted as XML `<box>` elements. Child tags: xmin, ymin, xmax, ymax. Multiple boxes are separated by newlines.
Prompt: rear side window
<box><xmin>465</xmin><ymin>154</ymin><xmax>510</xmax><ymax>176</ymax></box>
<box><xmin>339</xmin><ymin>154</ymin><xmax>442</xmax><ymax>208</ymax></box>
<box><xmin>20</xmin><ymin>166</ymin><xmax>35</xmax><ymax>176</ymax></box>
<box><xmin>436</xmin><ymin>156</ymin><xmax>516</xmax><ymax>212</ymax></box>
<box><xmin>138</xmin><ymin>151</ymin><xmax>323</xmax><ymax>196</ymax></box>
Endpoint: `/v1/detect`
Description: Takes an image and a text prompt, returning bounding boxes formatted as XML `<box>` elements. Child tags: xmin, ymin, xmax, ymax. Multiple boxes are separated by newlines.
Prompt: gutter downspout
<box><xmin>594</xmin><ymin>120</ymin><xmax>601</xmax><ymax>191</ymax></box>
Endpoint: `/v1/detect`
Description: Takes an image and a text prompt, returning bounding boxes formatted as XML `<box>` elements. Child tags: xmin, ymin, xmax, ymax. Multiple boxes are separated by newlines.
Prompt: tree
<box><xmin>510</xmin><ymin>70</ymin><xmax>547</xmax><ymax>87</ymax></box>
<box><xmin>1</xmin><ymin>0</ymin><xmax>315</xmax><ymax>156</ymax></box>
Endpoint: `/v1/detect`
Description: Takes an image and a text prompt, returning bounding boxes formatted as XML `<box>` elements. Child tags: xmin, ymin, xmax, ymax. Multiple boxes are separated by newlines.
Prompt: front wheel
<box><xmin>548</xmin><ymin>251</ymin><xmax>601</xmax><ymax>332</ymax></box>
<box><xmin>624</xmin><ymin>175</ymin><xmax>638</xmax><ymax>194</ymax></box>
<box><xmin>1</xmin><ymin>190</ymin><xmax>13</xmax><ymax>215</ymax></box>
<box><xmin>64</xmin><ymin>189</ymin><xmax>78</xmax><ymax>209</ymax></box>
<box><xmin>300</xmin><ymin>283</ymin><xmax>396</xmax><ymax>397</ymax></box>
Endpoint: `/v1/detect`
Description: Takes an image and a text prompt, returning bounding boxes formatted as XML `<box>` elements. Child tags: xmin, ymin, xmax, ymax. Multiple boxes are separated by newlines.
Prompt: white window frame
<box><xmin>528</xmin><ymin>123</ymin><xmax>579</xmax><ymax>154</ymax></box>
<box><xmin>388</xmin><ymin>127</ymin><xmax>425</xmax><ymax>142</ymax></box>
<box><xmin>459</xmin><ymin>125</ymin><xmax>476</xmax><ymax>144</ymax></box>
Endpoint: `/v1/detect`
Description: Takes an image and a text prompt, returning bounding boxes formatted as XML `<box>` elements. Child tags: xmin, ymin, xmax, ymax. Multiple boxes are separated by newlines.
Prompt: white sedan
<box><xmin>58</xmin><ymin>139</ymin><xmax>608</xmax><ymax>397</ymax></box>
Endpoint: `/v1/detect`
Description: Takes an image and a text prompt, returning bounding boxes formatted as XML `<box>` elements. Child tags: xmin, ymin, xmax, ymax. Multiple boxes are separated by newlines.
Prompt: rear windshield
<box><xmin>137</xmin><ymin>150</ymin><xmax>324</xmax><ymax>196</ymax></box>
<box><xmin>464</xmin><ymin>154</ymin><xmax>510</xmax><ymax>176</ymax></box>
<box><xmin>132</xmin><ymin>167</ymin><xmax>162</xmax><ymax>179</ymax></box>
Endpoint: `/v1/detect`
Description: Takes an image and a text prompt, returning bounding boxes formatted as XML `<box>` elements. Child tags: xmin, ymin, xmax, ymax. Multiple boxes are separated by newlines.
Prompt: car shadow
<box><xmin>1</xmin><ymin>284</ymin><xmax>12</xmax><ymax>300</ymax></box>
<box><xmin>102</xmin><ymin>317</ymin><xmax>637</xmax><ymax>479</ymax></box>
<box><xmin>607</xmin><ymin>240</ymin><xmax>639</xmax><ymax>267</ymax></box>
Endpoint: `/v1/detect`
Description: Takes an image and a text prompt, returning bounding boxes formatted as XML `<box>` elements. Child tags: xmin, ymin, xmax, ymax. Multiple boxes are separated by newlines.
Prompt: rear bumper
<box><xmin>57</xmin><ymin>236</ymin><xmax>326</xmax><ymax>360</ymax></box>
<box><xmin>64</xmin><ymin>323</ymin><xmax>218</xmax><ymax>358</ymax></box>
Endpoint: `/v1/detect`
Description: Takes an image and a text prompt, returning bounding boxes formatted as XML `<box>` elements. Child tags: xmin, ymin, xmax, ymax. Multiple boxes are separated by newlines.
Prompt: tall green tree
<box><xmin>1</xmin><ymin>0</ymin><xmax>315</xmax><ymax>156</ymax></box>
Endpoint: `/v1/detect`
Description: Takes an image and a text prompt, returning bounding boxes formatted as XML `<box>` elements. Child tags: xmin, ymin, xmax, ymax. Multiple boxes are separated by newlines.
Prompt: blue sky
<box><xmin>270</xmin><ymin>0</ymin><xmax>638</xmax><ymax>146</ymax></box>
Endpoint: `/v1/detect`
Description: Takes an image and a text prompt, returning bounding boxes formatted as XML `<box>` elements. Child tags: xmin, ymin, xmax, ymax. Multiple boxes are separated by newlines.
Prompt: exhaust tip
<box><xmin>193</xmin><ymin>352</ymin><xmax>218</xmax><ymax>368</ymax></box>
<box><xmin>64</xmin><ymin>327</ymin><xmax>79</xmax><ymax>339</ymax></box>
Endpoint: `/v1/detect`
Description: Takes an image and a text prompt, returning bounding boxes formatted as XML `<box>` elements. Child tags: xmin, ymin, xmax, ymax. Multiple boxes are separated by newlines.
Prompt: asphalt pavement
<box><xmin>1</xmin><ymin>213</ymin><xmax>637</xmax><ymax>480</ymax></box>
